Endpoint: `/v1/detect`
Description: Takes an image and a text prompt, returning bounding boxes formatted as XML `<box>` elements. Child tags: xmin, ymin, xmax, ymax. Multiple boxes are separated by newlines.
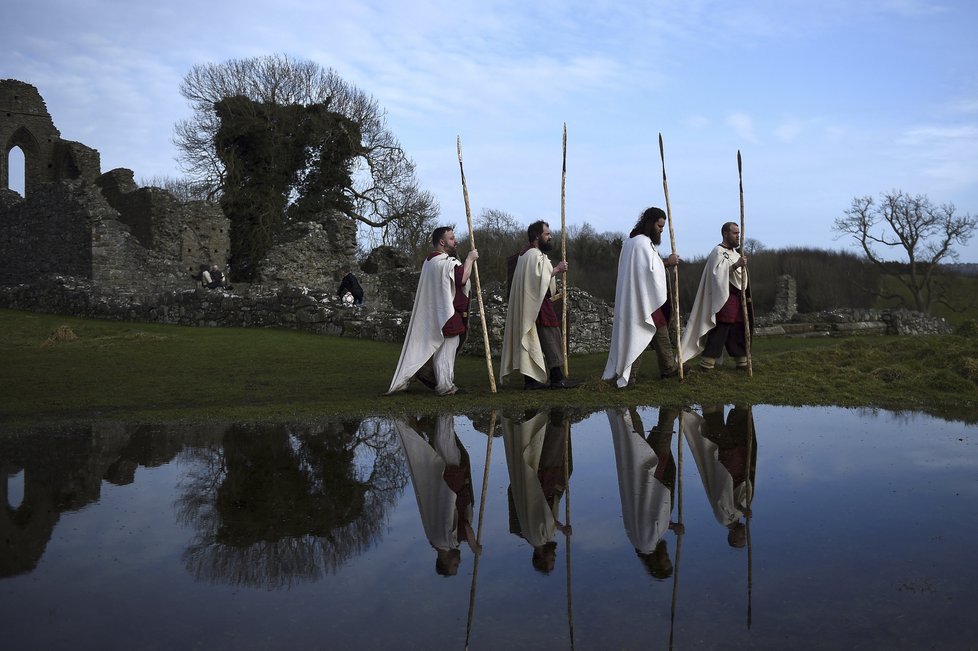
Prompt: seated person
<box><xmin>337</xmin><ymin>268</ymin><xmax>365</xmax><ymax>306</ymax></box>
<box><xmin>203</xmin><ymin>264</ymin><xmax>229</xmax><ymax>290</ymax></box>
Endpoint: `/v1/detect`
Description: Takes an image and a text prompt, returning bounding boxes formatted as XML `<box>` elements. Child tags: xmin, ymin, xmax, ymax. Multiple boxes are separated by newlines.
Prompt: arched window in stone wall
<box><xmin>4</xmin><ymin>125</ymin><xmax>40</xmax><ymax>196</ymax></box>
<box><xmin>5</xmin><ymin>145</ymin><xmax>26</xmax><ymax>196</ymax></box>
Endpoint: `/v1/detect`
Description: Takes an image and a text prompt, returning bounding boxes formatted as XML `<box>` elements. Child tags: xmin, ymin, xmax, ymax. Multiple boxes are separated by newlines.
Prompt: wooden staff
<box><xmin>658</xmin><ymin>134</ymin><xmax>684</xmax><ymax>380</ymax></box>
<box><xmin>737</xmin><ymin>151</ymin><xmax>753</xmax><ymax>377</ymax></box>
<box><xmin>563</xmin><ymin>414</ymin><xmax>575</xmax><ymax>649</ymax></box>
<box><xmin>457</xmin><ymin>136</ymin><xmax>497</xmax><ymax>393</ymax></box>
<box><xmin>560</xmin><ymin>123</ymin><xmax>570</xmax><ymax>377</ymax></box>
<box><xmin>669</xmin><ymin>409</ymin><xmax>685</xmax><ymax>650</ymax></box>
<box><xmin>464</xmin><ymin>410</ymin><xmax>497</xmax><ymax>650</ymax></box>
<box><xmin>745</xmin><ymin>404</ymin><xmax>755</xmax><ymax>629</ymax></box>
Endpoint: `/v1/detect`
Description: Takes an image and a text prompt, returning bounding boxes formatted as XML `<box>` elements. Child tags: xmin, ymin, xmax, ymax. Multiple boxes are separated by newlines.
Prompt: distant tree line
<box><xmin>449</xmin><ymin>213</ymin><xmax>890</xmax><ymax>316</ymax></box>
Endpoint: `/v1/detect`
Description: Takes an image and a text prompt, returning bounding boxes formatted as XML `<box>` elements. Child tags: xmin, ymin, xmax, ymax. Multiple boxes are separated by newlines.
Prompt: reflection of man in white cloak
<box><xmin>387</xmin><ymin>227</ymin><xmax>477</xmax><ymax>396</ymax></box>
<box><xmin>500</xmin><ymin>220</ymin><xmax>578</xmax><ymax>390</ymax></box>
<box><xmin>602</xmin><ymin>207</ymin><xmax>681</xmax><ymax>388</ymax></box>
<box><xmin>502</xmin><ymin>409</ymin><xmax>572</xmax><ymax>573</ymax></box>
<box><xmin>608</xmin><ymin>406</ymin><xmax>683</xmax><ymax>579</ymax></box>
<box><xmin>394</xmin><ymin>414</ymin><xmax>480</xmax><ymax>576</ymax></box>
<box><xmin>681</xmin><ymin>405</ymin><xmax>755</xmax><ymax>548</ymax></box>
<box><xmin>679</xmin><ymin>222</ymin><xmax>750</xmax><ymax>371</ymax></box>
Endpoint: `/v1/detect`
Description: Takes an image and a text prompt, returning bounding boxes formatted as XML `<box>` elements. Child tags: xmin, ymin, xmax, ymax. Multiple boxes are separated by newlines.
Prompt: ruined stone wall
<box><xmin>95</xmin><ymin>168</ymin><xmax>230</xmax><ymax>284</ymax></box>
<box><xmin>0</xmin><ymin>176</ymin><xmax>223</xmax><ymax>292</ymax></box>
<box><xmin>256</xmin><ymin>217</ymin><xmax>356</xmax><ymax>289</ymax></box>
<box><xmin>1</xmin><ymin>79</ymin><xmax>101</xmax><ymax>195</ymax></box>
<box><xmin>0</xmin><ymin>181</ymin><xmax>100</xmax><ymax>284</ymax></box>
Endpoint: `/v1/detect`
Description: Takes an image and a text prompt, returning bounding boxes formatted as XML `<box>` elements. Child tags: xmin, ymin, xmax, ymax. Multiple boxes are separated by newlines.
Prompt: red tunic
<box><xmin>425</xmin><ymin>251</ymin><xmax>469</xmax><ymax>336</ymax></box>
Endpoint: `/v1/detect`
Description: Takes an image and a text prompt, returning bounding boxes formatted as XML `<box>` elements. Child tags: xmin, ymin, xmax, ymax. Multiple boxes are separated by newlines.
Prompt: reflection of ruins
<box><xmin>177</xmin><ymin>419</ymin><xmax>407</xmax><ymax>589</ymax></box>
<box><xmin>1</xmin><ymin>419</ymin><xmax>406</xmax><ymax>589</ymax></box>
<box><xmin>0</xmin><ymin>423</ymin><xmax>193</xmax><ymax>578</ymax></box>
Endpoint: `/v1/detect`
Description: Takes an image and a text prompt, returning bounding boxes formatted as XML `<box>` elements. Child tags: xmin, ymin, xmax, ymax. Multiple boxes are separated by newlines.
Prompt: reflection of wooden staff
<box><xmin>560</xmin><ymin>123</ymin><xmax>570</xmax><ymax>377</ymax></box>
<box><xmin>737</xmin><ymin>151</ymin><xmax>753</xmax><ymax>377</ymax></box>
<box><xmin>745</xmin><ymin>404</ymin><xmax>755</xmax><ymax>629</ymax></box>
<box><xmin>457</xmin><ymin>136</ymin><xmax>497</xmax><ymax>393</ymax></box>
<box><xmin>669</xmin><ymin>410</ymin><xmax>684</xmax><ymax>650</ymax></box>
<box><xmin>563</xmin><ymin>415</ymin><xmax>575</xmax><ymax>650</ymax></box>
<box><xmin>465</xmin><ymin>410</ymin><xmax>497</xmax><ymax>650</ymax></box>
<box><xmin>658</xmin><ymin>134</ymin><xmax>684</xmax><ymax>380</ymax></box>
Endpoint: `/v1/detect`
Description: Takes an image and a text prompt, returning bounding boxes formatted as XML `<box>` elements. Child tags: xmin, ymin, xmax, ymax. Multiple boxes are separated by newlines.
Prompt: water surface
<box><xmin>1</xmin><ymin>406</ymin><xmax>976</xmax><ymax>649</ymax></box>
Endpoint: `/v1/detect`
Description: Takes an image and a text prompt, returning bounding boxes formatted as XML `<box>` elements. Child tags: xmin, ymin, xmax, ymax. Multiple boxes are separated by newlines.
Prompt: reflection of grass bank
<box><xmin>2</xmin><ymin>308</ymin><xmax>976</xmax><ymax>425</ymax></box>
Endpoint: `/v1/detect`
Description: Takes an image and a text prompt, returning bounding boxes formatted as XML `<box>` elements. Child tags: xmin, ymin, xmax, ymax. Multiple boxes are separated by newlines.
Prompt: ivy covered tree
<box><xmin>214</xmin><ymin>97</ymin><xmax>362</xmax><ymax>281</ymax></box>
<box><xmin>174</xmin><ymin>54</ymin><xmax>439</xmax><ymax>269</ymax></box>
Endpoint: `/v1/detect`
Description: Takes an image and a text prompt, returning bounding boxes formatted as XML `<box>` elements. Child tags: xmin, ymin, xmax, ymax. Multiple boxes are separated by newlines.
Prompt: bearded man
<box><xmin>602</xmin><ymin>207</ymin><xmax>682</xmax><ymax>387</ymax></box>
<box><xmin>387</xmin><ymin>226</ymin><xmax>478</xmax><ymax>395</ymax></box>
<box><xmin>679</xmin><ymin>221</ymin><xmax>750</xmax><ymax>371</ymax></box>
<box><xmin>500</xmin><ymin>220</ymin><xmax>580</xmax><ymax>389</ymax></box>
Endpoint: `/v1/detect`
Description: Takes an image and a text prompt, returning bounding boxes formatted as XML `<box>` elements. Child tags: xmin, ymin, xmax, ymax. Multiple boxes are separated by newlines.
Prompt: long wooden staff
<box><xmin>457</xmin><ymin>136</ymin><xmax>497</xmax><ymax>393</ymax></box>
<box><xmin>745</xmin><ymin>404</ymin><xmax>755</xmax><ymax>629</ymax></box>
<box><xmin>563</xmin><ymin>414</ymin><xmax>575</xmax><ymax>649</ymax></box>
<box><xmin>464</xmin><ymin>410</ymin><xmax>497</xmax><ymax>650</ymax></box>
<box><xmin>658</xmin><ymin>134</ymin><xmax>684</xmax><ymax>380</ymax></box>
<box><xmin>669</xmin><ymin>409</ymin><xmax>685</xmax><ymax>650</ymax></box>
<box><xmin>737</xmin><ymin>151</ymin><xmax>753</xmax><ymax>377</ymax></box>
<box><xmin>560</xmin><ymin>123</ymin><xmax>570</xmax><ymax>377</ymax></box>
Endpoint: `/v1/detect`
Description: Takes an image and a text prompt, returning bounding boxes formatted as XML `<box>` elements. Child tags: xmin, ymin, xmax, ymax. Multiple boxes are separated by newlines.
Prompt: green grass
<box><xmin>2</xmin><ymin>308</ymin><xmax>976</xmax><ymax>426</ymax></box>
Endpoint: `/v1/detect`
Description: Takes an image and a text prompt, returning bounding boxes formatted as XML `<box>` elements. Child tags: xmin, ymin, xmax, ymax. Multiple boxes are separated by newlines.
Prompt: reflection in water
<box><xmin>502</xmin><ymin>408</ymin><xmax>573</xmax><ymax>574</ymax></box>
<box><xmin>682</xmin><ymin>405</ymin><xmax>757</xmax><ymax>548</ymax></box>
<box><xmin>394</xmin><ymin>414</ymin><xmax>481</xmax><ymax>576</ymax></box>
<box><xmin>6</xmin><ymin>406</ymin><xmax>978</xmax><ymax>648</ymax></box>
<box><xmin>176</xmin><ymin>419</ymin><xmax>407</xmax><ymax>589</ymax></box>
<box><xmin>0</xmin><ymin>423</ymin><xmax>191</xmax><ymax>578</ymax></box>
<box><xmin>607</xmin><ymin>406</ymin><xmax>684</xmax><ymax>580</ymax></box>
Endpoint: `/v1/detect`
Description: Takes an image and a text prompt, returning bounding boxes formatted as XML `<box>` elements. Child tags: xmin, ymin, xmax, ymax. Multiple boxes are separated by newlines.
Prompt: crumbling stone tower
<box><xmin>0</xmin><ymin>79</ymin><xmax>230</xmax><ymax>291</ymax></box>
<box><xmin>1</xmin><ymin>79</ymin><xmax>101</xmax><ymax>195</ymax></box>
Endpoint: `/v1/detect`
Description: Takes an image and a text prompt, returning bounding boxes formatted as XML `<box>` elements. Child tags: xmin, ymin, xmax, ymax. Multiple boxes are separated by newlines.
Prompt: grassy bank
<box><xmin>2</xmin><ymin>308</ymin><xmax>977</xmax><ymax>425</ymax></box>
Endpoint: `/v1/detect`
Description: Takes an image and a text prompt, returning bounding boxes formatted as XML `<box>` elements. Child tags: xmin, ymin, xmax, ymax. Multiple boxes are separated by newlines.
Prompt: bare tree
<box><xmin>174</xmin><ymin>53</ymin><xmax>438</xmax><ymax>236</ymax></box>
<box><xmin>744</xmin><ymin>237</ymin><xmax>765</xmax><ymax>257</ymax></box>
<box><xmin>834</xmin><ymin>190</ymin><xmax>977</xmax><ymax>313</ymax></box>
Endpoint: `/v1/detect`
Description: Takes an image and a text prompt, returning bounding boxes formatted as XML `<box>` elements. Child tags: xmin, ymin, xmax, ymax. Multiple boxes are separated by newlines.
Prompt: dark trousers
<box><xmin>703</xmin><ymin>322</ymin><xmax>747</xmax><ymax>359</ymax></box>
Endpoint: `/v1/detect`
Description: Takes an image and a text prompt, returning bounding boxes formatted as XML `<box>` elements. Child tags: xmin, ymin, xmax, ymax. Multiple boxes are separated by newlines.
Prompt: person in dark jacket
<box><xmin>337</xmin><ymin>268</ymin><xmax>365</xmax><ymax>306</ymax></box>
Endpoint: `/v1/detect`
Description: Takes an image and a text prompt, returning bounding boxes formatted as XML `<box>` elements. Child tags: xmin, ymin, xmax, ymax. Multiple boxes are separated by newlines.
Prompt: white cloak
<box><xmin>607</xmin><ymin>408</ymin><xmax>673</xmax><ymax>554</ymax></box>
<box><xmin>387</xmin><ymin>253</ymin><xmax>467</xmax><ymax>393</ymax></box>
<box><xmin>394</xmin><ymin>415</ymin><xmax>465</xmax><ymax>551</ymax></box>
<box><xmin>499</xmin><ymin>248</ymin><xmax>556</xmax><ymax>384</ymax></box>
<box><xmin>602</xmin><ymin>234</ymin><xmax>670</xmax><ymax>387</ymax></box>
<box><xmin>680</xmin><ymin>409</ymin><xmax>752</xmax><ymax>528</ymax></box>
<box><xmin>502</xmin><ymin>412</ymin><xmax>558</xmax><ymax>548</ymax></box>
<box><xmin>679</xmin><ymin>244</ymin><xmax>746</xmax><ymax>363</ymax></box>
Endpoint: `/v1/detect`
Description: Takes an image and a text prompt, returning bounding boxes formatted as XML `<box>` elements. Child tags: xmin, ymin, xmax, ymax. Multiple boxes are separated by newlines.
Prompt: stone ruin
<box><xmin>0</xmin><ymin>79</ymin><xmax>613</xmax><ymax>352</ymax></box>
<box><xmin>0</xmin><ymin>78</ymin><xmax>951</xmax><ymax>350</ymax></box>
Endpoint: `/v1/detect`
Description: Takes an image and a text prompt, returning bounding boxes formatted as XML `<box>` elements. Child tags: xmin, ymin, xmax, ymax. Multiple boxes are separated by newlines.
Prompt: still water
<box><xmin>1</xmin><ymin>406</ymin><xmax>976</xmax><ymax>650</ymax></box>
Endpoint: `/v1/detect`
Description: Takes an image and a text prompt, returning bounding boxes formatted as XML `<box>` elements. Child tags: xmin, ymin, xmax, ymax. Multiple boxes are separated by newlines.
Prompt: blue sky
<box><xmin>4</xmin><ymin>0</ymin><xmax>978</xmax><ymax>261</ymax></box>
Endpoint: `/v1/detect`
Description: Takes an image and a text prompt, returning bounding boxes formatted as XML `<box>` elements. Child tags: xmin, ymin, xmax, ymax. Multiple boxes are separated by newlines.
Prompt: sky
<box><xmin>4</xmin><ymin>0</ymin><xmax>978</xmax><ymax>262</ymax></box>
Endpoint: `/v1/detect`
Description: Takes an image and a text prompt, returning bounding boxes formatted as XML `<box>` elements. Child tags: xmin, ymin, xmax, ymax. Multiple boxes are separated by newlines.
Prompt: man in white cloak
<box><xmin>602</xmin><ymin>207</ymin><xmax>682</xmax><ymax>388</ymax></box>
<box><xmin>394</xmin><ymin>414</ymin><xmax>480</xmax><ymax>576</ymax></box>
<box><xmin>387</xmin><ymin>227</ymin><xmax>478</xmax><ymax>395</ymax></box>
<box><xmin>502</xmin><ymin>409</ymin><xmax>573</xmax><ymax>574</ymax></box>
<box><xmin>608</xmin><ymin>406</ymin><xmax>684</xmax><ymax>579</ymax></box>
<box><xmin>679</xmin><ymin>221</ymin><xmax>750</xmax><ymax>371</ymax></box>
<box><xmin>500</xmin><ymin>220</ymin><xmax>579</xmax><ymax>390</ymax></box>
<box><xmin>681</xmin><ymin>404</ymin><xmax>755</xmax><ymax>548</ymax></box>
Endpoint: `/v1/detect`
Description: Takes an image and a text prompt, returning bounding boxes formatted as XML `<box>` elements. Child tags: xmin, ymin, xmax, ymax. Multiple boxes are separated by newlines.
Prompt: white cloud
<box><xmin>727</xmin><ymin>113</ymin><xmax>759</xmax><ymax>144</ymax></box>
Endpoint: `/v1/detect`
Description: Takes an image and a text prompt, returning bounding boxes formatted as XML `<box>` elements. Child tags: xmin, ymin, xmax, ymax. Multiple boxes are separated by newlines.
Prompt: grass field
<box><xmin>2</xmin><ymin>308</ymin><xmax>977</xmax><ymax>426</ymax></box>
